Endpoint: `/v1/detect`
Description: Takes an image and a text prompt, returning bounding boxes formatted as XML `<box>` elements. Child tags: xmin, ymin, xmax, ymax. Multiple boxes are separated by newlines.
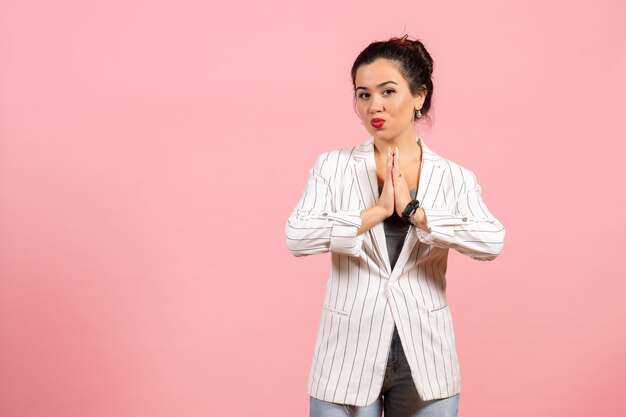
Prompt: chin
<box><xmin>371</xmin><ymin>130</ymin><xmax>394</xmax><ymax>140</ymax></box>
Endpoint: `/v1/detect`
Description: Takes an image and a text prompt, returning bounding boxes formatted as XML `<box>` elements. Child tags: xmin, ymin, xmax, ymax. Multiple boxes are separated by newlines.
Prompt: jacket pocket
<box><xmin>429</xmin><ymin>303</ymin><xmax>448</xmax><ymax>313</ymax></box>
<box><xmin>323</xmin><ymin>306</ymin><xmax>350</xmax><ymax>316</ymax></box>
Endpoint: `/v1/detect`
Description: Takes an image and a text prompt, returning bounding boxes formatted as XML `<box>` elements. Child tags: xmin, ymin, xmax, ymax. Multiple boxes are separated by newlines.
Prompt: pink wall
<box><xmin>1</xmin><ymin>1</ymin><xmax>625</xmax><ymax>416</ymax></box>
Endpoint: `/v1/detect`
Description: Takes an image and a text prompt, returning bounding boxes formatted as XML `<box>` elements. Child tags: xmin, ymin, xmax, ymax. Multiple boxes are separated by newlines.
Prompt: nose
<box><xmin>369</xmin><ymin>94</ymin><xmax>384</xmax><ymax>114</ymax></box>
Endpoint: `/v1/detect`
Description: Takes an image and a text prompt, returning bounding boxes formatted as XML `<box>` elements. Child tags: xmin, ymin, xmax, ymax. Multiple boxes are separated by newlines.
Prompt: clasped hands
<box><xmin>376</xmin><ymin>146</ymin><xmax>429</xmax><ymax>231</ymax></box>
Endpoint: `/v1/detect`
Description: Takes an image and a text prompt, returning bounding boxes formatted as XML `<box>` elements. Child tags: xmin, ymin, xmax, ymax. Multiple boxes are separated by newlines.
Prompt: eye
<box><xmin>357</xmin><ymin>89</ymin><xmax>396</xmax><ymax>100</ymax></box>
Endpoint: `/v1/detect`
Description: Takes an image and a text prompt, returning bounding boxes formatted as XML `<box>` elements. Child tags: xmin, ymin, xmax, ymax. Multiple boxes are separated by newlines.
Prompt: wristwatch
<box><xmin>401</xmin><ymin>199</ymin><xmax>420</xmax><ymax>224</ymax></box>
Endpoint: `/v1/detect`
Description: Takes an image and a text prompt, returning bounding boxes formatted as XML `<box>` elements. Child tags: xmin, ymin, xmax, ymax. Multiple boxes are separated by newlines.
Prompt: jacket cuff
<box><xmin>328</xmin><ymin>210</ymin><xmax>364</xmax><ymax>256</ymax></box>
<box><xmin>414</xmin><ymin>207</ymin><xmax>469</xmax><ymax>244</ymax></box>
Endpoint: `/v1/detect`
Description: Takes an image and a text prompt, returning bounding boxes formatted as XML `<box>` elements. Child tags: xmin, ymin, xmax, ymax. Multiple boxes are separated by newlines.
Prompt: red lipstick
<box><xmin>371</xmin><ymin>118</ymin><xmax>385</xmax><ymax>128</ymax></box>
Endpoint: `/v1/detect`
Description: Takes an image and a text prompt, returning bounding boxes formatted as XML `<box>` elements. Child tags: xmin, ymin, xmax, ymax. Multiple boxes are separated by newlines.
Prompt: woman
<box><xmin>285</xmin><ymin>35</ymin><xmax>506</xmax><ymax>417</ymax></box>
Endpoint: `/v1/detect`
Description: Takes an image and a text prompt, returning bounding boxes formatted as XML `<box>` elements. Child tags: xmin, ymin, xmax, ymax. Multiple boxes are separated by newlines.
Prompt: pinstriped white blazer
<box><xmin>285</xmin><ymin>136</ymin><xmax>506</xmax><ymax>407</ymax></box>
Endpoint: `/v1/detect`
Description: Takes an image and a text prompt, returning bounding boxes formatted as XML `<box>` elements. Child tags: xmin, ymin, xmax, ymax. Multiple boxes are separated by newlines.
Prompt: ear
<box><xmin>413</xmin><ymin>84</ymin><xmax>427</xmax><ymax>108</ymax></box>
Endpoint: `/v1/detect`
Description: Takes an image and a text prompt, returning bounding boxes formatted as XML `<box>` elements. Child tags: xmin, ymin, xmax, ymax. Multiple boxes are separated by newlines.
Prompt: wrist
<box><xmin>410</xmin><ymin>208</ymin><xmax>430</xmax><ymax>232</ymax></box>
<box><xmin>373</xmin><ymin>204</ymin><xmax>392</xmax><ymax>220</ymax></box>
<box><xmin>401</xmin><ymin>198</ymin><xmax>420</xmax><ymax>224</ymax></box>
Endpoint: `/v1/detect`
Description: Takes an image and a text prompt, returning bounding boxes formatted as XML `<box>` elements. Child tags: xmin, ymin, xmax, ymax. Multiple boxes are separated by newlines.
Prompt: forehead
<box><xmin>355</xmin><ymin>58</ymin><xmax>406</xmax><ymax>86</ymax></box>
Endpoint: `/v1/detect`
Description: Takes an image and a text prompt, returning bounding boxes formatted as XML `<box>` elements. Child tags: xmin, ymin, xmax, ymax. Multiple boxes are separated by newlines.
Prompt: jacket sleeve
<box><xmin>413</xmin><ymin>167</ymin><xmax>506</xmax><ymax>261</ymax></box>
<box><xmin>285</xmin><ymin>152</ymin><xmax>365</xmax><ymax>257</ymax></box>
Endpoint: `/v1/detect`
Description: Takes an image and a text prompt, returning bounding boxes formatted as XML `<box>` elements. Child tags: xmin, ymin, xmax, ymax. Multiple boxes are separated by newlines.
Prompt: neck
<box><xmin>373</xmin><ymin>128</ymin><xmax>421</xmax><ymax>159</ymax></box>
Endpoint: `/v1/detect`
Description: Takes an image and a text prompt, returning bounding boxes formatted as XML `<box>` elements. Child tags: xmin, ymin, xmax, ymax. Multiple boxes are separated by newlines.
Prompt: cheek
<box><xmin>385</xmin><ymin>95</ymin><xmax>409</xmax><ymax>112</ymax></box>
<box><xmin>399</xmin><ymin>96</ymin><xmax>416</xmax><ymax>111</ymax></box>
<box><xmin>355</xmin><ymin>102</ymin><xmax>369</xmax><ymax>118</ymax></box>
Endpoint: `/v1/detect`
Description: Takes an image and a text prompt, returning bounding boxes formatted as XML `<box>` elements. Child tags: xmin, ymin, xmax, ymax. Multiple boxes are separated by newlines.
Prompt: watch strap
<box><xmin>401</xmin><ymin>199</ymin><xmax>421</xmax><ymax>224</ymax></box>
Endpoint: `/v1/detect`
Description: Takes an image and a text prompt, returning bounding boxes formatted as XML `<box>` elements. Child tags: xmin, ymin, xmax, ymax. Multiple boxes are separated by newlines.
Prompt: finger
<box><xmin>392</xmin><ymin>153</ymin><xmax>398</xmax><ymax>177</ymax></box>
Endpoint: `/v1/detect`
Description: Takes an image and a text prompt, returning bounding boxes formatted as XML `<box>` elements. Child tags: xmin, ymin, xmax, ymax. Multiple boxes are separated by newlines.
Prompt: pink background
<box><xmin>1</xmin><ymin>1</ymin><xmax>625</xmax><ymax>416</ymax></box>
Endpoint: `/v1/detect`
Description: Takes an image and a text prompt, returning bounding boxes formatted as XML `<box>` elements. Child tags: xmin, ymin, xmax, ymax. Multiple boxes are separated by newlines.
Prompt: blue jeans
<box><xmin>310</xmin><ymin>326</ymin><xmax>460</xmax><ymax>417</ymax></box>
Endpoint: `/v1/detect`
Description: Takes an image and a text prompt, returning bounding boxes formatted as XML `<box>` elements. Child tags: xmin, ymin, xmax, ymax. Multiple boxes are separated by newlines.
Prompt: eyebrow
<box><xmin>355</xmin><ymin>80</ymin><xmax>399</xmax><ymax>91</ymax></box>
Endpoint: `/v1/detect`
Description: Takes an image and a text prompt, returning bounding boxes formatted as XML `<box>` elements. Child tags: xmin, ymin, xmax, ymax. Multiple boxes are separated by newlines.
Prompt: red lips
<box><xmin>371</xmin><ymin>118</ymin><xmax>385</xmax><ymax>128</ymax></box>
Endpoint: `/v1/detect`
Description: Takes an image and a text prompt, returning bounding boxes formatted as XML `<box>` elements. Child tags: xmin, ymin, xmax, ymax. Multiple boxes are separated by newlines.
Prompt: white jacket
<box><xmin>285</xmin><ymin>136</ymin><xmax>506</xmax><ymax>406</ymax></box>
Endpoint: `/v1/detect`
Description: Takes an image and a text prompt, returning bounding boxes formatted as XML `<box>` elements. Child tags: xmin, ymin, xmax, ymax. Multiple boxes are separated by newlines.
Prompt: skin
<box><xmin>352</xmin><ymin>58</ymin><xmax>431</xmax><ymax>235</ymax></box>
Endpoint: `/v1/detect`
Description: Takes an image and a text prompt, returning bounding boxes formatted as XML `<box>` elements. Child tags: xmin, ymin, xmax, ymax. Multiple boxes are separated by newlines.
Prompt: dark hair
<box><xmin>351</xmin><ymin>35</ymin><xmax>434</xmax><ymax>122</ymax></box>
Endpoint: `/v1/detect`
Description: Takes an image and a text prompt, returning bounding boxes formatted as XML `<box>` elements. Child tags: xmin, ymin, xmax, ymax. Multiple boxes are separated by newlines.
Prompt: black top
<box><xmin>378</xmin><ymin>186</ymin><xmax>418</xmax><ymax>271</ymax></box>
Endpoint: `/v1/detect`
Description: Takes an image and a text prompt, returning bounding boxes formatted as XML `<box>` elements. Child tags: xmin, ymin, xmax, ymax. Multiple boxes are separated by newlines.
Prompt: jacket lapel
<box><xmin>351</xmin><ymin>136</ymin><xmax>444</xmax><ymax>278</ymax></box>
<box><xmin>351</xmin><ymin>138</ymin><xmax>392</xmax><ymax>275</ymax></box>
